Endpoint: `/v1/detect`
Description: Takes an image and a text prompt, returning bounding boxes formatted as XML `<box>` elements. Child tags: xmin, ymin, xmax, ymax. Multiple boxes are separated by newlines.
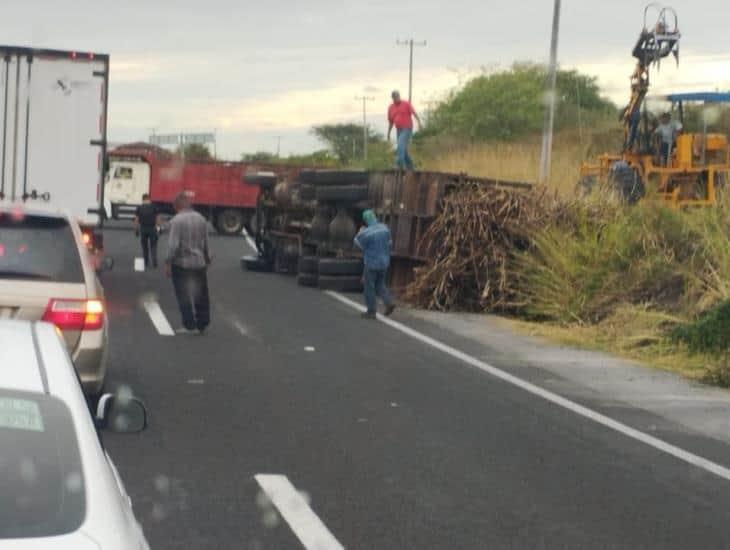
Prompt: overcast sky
<box><xmin>4</xmin><ymin>0</ymin><xmax>730</xmax><ymax>158</ymax></box>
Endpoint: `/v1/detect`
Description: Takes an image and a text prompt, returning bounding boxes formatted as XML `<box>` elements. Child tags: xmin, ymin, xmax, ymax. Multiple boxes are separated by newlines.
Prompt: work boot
<box><xmin>384</xmin><ymin>304</ymin><xmax>396</xmax><ymax>317</ymax></box>
<box><xmin>361</xmin><ymin>311</ymin><xmax>376</xmax><ymax>320</ymax></box>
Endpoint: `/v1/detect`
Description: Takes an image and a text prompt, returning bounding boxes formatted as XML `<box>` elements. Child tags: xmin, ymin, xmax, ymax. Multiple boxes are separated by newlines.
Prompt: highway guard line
<box><xmin>241</xmin><ymin>228</ymin><xmax>258</xmax><ymax>254</ymax></box>
<box><xmin>326</xmin><ymin>291</ymin><xmax>730</xmax><ymax>482</ymax></box>
<box><xmin>254</xmin><ymin>474</ymin><xmax>344</xmax><ymax>550</ymax></box>
<box><xmin>142</xmin><ymin>300</ymin><xmax>175</xmax><ymax>336</ymax></box>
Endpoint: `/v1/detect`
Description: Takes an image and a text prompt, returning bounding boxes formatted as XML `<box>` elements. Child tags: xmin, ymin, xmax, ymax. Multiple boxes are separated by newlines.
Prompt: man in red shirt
<box><xmin>387</xmin><ymin>90</ymin><xmax>422</xmax><ymax>171</ymax></box>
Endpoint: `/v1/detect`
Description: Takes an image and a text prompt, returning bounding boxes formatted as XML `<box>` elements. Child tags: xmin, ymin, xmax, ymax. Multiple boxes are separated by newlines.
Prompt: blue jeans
<box><xmin>363</xmin><ymin>268</ymin><xmax>393</xmax><ymax>314</ymax></box>
<box><xmin>396</xmin><ymin>128</ymin><xmax>414</xmax><ymax>170</ymax></box>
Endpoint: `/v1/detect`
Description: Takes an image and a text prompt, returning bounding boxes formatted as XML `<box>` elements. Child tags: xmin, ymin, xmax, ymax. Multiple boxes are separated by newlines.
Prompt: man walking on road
<box><xmin>354</xmin><ymin>209</ymin><xmax>396</xmax><ymax>320</ymax></box>
<box><xmin>165</xmin><ymin>192</ymin><xmax>212</xmax><ymax>334</ymax></box>
<box><xmin>133</xmin><ymin>193</ymin><xmax>160</xmax><ymax>269</ymax></box>
<box><xmin>387</xmin><ymin>90</ymin><xmax>422</xmax><ymax>171</ymax></box>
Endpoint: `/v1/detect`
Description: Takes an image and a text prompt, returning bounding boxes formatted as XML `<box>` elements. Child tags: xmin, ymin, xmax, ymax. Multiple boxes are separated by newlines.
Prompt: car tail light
<box><xmin>42</xmin><ymin>299</ymin><xmax>104</xmax><ymax>331</ymax></box>
<box><xmin>82</xmin><ymin>232</ymin><xmax>92</xmax><ymax>246</ymax></box>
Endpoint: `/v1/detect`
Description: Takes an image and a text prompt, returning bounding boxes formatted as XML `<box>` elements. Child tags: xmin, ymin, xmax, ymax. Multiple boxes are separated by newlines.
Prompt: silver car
<box><xmin>0</xmin><ymin>319</ymin><xmax>149</xmax><ymax>548</ymax></box>
<box><xmin>0</xmin><ymin>206</ymin><xmax>109</xmax><ymax>395</ymax></box>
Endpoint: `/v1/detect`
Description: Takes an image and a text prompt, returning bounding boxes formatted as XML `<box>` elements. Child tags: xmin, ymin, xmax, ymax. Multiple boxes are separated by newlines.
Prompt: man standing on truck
<box><xmin>387</xmin><ymin>90</ymin><xmax>422</xmax><ymax>171</ymax></box>
<box><xmin>133</xmin><ymin>194</ymin><xmax>160</xmax><ymax>269</ymax></box>
<box><xmin>354</xmin><ymin>209</ymin><xmax>396</xmax><ymax>320</ymax></box>
<box><xmin>165</xmin><ymin>192</ymin><xmax>212</xmax><ymax>334</ymax></box>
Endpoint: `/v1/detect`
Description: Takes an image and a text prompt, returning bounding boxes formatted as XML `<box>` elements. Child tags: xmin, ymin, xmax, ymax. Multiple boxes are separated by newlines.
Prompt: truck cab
<box><xmin>106</xmin><ymin>159</ymin><xmax>151</xmax><ymax>219</ymax></box>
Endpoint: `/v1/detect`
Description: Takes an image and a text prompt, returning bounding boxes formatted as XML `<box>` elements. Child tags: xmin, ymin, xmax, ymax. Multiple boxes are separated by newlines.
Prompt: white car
<box><xmin>0</xmin><ymin>320</ymin><xmax>149</xmax><ymax>549</ymax></box>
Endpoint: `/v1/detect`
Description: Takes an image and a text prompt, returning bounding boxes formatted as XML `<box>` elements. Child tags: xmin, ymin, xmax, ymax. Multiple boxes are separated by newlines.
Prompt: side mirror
<box><xmin>98</xmin><ymin>256</ymin><xmax>114</xmax><ymax>272</ymax></box>
<box><xmin>95</xmin><ymin>393</ymin><xmax>148</xmax><ymax>433</ymax></box>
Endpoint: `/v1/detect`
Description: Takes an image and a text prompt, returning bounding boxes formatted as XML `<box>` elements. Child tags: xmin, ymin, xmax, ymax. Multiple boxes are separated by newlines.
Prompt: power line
<box><xmin>354</xmin><ymin>95</ymin><xmax>375</xmax><ymax>161</ymax></box>
<box><xmin>396</xmin><ymin>38</ymin><xmax>427</xmax><ymax>102</ymax></box>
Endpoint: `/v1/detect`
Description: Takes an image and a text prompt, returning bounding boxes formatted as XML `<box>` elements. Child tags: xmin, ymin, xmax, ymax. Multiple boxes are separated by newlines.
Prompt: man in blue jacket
<box><xmin>354</xmin><ymin>209</ymin><xmax>396</xmax><ymax>319</ymax></box>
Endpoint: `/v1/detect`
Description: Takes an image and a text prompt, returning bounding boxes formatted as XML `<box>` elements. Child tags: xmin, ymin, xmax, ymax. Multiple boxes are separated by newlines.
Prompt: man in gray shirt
<box><xmin>165</xmin><ymin>192</ymin><xmax>212</xmax><ymax>334</ymax></box>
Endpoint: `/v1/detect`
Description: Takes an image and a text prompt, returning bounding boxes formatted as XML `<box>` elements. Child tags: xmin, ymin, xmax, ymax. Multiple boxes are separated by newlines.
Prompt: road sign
<box><xmin>183</xmin><ymin>133</ymin><xmax>215</xmax><ymax>145</ymax></box>
<box><xmin>149</xmin><ymin>133</ymin><xmax>216</xmax><ymax>146</ymax></box>
<box><xmin>149</xmin><ymin>134</ymin><xmax>181</xmax><ymax>146</ymax></box>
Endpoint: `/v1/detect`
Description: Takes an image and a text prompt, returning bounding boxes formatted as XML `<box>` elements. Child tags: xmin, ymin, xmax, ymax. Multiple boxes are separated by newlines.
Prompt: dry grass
<box><xmin>420</xmin><ymin>134</ymin><xmax>584</xmax><ymax>194</ymax></box>
<box><xmin>419</xmin><ymin>122</ymin><xmax>622</xmax><ymax>195</ymax></box>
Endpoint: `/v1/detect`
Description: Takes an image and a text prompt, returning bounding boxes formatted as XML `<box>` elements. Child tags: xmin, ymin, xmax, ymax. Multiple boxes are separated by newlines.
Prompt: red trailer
<box><xmin>106</xmin><ymin>143</ymin><xmax>289</xmax><ymax>235</ymax></box>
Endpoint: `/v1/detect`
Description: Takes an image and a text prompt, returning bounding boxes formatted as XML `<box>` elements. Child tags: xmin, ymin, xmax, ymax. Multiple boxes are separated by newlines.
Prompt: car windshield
<box><xmin>0</xmin><ymin>390</ymin><xmax>86</xmax><ymax>539</ymax></box>
<box><xmin>0</xmin><ymin>214</ymin><xmax>84</xmax><ymax>283</ymax></box>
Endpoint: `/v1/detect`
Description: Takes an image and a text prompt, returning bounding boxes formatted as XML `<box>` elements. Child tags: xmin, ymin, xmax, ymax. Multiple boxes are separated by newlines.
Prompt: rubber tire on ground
<box><xmin>315</xmin><ymin>185</ymin><xmax>369</xmax><ymax>203</ymax></box>
<box><xmin>217</xmin><ymin>209</ymin><xmax>245</xmax><ymax>235</ymax></box>
<box><xmin>299</xmin><ymin>184</ymin><xmax>316</xmax><ymax>201</ymax></box>
<box><xmin>317</xmin><ymin>275</ymin><xmax>363</xmax><ymax>293</ymax></box>
<box><xmin>298</xmin><ymin>255</ymin><xmax>319</xmax><ymax>274</ymax></box>
<box><xmin>300</xmin><ymin>170</ymin><xmax>369</xmax><ymax>185</ymax></box>
<box><xmin>241</xmin><ymin>255</ymin><xmax>273</xmax><ymax>272</ymax></box>
<box><xmin>609</xmin><ymin>164</ymin><xmax>644</xmax><ymax>204</ymax></box>
<box><xmin>575</xmin><ymin>175</ymin><xmax>597</xmax><ymax>197</ymax></box>
<box><xmin>297</xmin><ymin>272</ymin><xmax>318</xmax><ymax>287</ymax></box>
<box><xmin>318</xmin><ymin>258</ymin><xmax>363</xmax><ymax>276</ymax></box>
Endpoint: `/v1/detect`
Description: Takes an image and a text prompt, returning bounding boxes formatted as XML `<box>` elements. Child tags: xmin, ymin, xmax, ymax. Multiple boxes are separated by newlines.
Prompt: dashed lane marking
<box><xmin>325</xmin><ymin>291</ymin><xmax>730</xmax><ymax>483</ymax></box>
<box><xmin>255</xmin><ymin>474</ymin><xmax>344</xmax><ymax>550</ymax></box>
<box><xmin>142</xmin><ymin>300</ymin><xmax>175</xmax><ymax>336</ymax></box>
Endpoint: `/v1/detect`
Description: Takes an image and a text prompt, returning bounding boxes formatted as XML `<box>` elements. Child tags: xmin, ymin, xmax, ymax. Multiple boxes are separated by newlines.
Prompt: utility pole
<box><xmin>538</xmin><ymin>0</ymin><xmax>561</xmax><ymax>185</ymax></box>
<box><xmin>354</xmin><ymin>95</ymin><xmax>375</xmax><ymax>161</ymax></box>
<box><xmin>396</xmin><ymin>38</ymin><xmax>427</xmax><ymax>102</ymax></box>
<box><xmin>275</xmin><ymin>135</ymin><xmax>281</xmax><ymax>158</ymax></box>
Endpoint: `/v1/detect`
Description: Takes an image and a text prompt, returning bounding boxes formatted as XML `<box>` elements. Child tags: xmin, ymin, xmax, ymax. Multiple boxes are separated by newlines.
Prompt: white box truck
<box><xmin>0</xmin><ymin>45</ymin><xmax>110</xmax><ymax>263</ymax></box>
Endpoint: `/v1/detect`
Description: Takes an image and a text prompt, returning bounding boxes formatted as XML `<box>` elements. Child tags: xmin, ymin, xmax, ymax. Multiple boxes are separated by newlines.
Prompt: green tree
<box><xmin>421</xmin><ymin>63</ymin><xmax>616</xmax><ymax>142</ymax></box>
<box><xmin>179</xmin><ymin>143</ymin><xmax>213</xmax><ymax>160</ymax></box>
<box><xmin>311</xmin><ymin>124</ymin><xmax>387</xmax><ymax>165</ymax></box>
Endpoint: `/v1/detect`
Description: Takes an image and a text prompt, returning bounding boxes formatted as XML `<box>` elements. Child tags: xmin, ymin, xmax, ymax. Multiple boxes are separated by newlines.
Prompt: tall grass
<box><xmin>418</xmin><ymin>123</ymin><xmax>621</xmax><ymax>194</ymax></box>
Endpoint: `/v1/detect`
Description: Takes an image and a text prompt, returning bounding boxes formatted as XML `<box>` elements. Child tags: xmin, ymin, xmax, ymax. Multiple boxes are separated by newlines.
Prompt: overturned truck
<box><xmin>241</xmin><ymin>169</ymin><xmax>532</xmax><ymax>293</ymax></box>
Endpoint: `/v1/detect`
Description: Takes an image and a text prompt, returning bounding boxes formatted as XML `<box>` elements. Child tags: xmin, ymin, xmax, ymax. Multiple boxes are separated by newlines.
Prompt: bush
<box><xmin>671</xmin><ymin>300</ymin><xmax>730</xmax><ymax>354</ymax></box>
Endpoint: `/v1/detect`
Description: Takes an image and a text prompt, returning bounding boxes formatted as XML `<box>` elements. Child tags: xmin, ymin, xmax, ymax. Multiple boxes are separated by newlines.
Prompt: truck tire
<box><xmin>318</xmin><ymin>258</ymin><xmax>363</xmax><ymax>276</ymax></box>
<box><xmin>318</xmin><ymin>275</ymin><xmax>363</xmax><ymax>293</ymax></box>
<box><xmin>300</xmin><ymin>170</ymin><xmax>369</xmax><ymax>185</ymax></box>
<box><xmin>298</xmin><ymin>255</ymin><xmax>319</xmax><ymax>274</ymax></box>
<box><xmin>316</xmin><ymin>185</ymin><xmax>369</xmax><ymax>203</ymax></box>
<box><xmin>609</xmin><ymin>163</ymin><xmax>644</xmax><ymax>204</ymax></box>
<box><xmin>241</xmin><ymin>255</ymin><xmax>273</xmax><ymax>272</ymax></box>
<box><xmin>299</xmin><ymin>184</ymin><xmax>316</xmax><ymax>201</ymax></box>
<box><xmin>297</xmin><ymin>272</ymin><xmax>318</xmax><ymax>287</ymax></box>
<box><xmin>576</xmin><ymin>175</ymin><xmax>597</xmax><ymax>197</ymax></box>
<box><xmin>217</xmin><ymin>209</ymin><xmax>245</xmax><ymax>235</ymax></box>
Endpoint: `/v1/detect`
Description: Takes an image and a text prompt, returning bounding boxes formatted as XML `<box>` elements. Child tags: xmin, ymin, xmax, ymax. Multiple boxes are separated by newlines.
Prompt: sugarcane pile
<box><xmin>403</xmin><ymin>184</ymin><xmax>565</xmax><ymax>312</ymax></box>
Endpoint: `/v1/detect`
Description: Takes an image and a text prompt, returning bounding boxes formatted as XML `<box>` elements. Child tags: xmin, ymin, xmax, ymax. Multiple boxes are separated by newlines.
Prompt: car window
<box><xmin>0</xmin><ymin>390</ymin><xmax>86</xmax><ymax>539</ymax></box>
<box><xmin>0</xmin><ymin>214</ymin><xmax>84</xmax><ymax>283</ymax></box>
<box><xmin>114</xmin><ymin>166</ymin><xmax>133</xmax><ymax>179</ymax></box>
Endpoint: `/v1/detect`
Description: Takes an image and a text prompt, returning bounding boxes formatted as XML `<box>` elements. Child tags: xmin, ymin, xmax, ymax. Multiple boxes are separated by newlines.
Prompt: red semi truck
<box><xmin>106</xmin><ymin>143</ymin><xmax>285</xmax><ymax>235</ymax></box>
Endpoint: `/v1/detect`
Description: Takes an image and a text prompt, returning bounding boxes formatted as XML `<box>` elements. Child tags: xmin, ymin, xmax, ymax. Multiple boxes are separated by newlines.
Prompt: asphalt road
<box><xmin>100</xmin><ymin>223</ymin><xmax>730</xmax><ymax>550</ymax></box>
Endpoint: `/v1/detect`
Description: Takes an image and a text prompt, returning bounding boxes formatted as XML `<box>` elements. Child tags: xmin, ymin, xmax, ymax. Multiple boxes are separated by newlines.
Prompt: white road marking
<box><xmin>134</xmin><ymin>258</ymin><xmax>145</xmax><ymax>272</ymax></box>
<box><xmin>241</xmin><ymin>228</ymin><xmax>258</xmax><ymax>254</ymax></box>
<box><xmin>325</xmin><ymin>291</ymin><xmax>730</xmax><ymax>482</ymax></box>
<box><xmin>142</xmin><ymin>300</ymin><xmax>175</xmax><ymax>336</ymax></box>
<box><xmin>304</xmin><ymin>346</ymin><xmax>316</xmax><ymax>352</ymax></box>
<box><xmin>187</xmin><ymin>379</ymin><xmax>205</xmax><ymax>385</ymax></box>
<box><xmin>254</xmin><ymin>474</ymin><xmax>344</xmax><ymax>550</ymax></box>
